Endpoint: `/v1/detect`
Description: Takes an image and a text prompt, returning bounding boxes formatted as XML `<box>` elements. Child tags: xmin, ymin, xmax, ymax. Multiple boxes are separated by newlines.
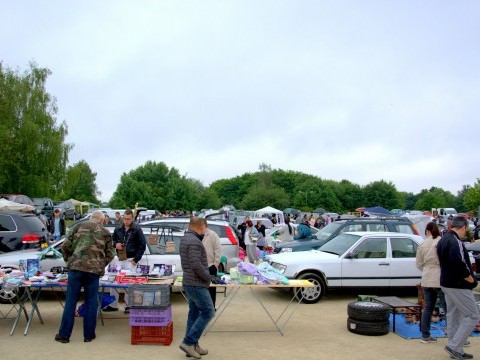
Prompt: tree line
<box><xmin>0</xmin><ymin>62</ymin><xmax>99</xmax><ymax>203</ymax></box>
<box><xmin>2</xmin><ymin>62</ymin><xmax>480</xmax><ymax>214</ymax></box>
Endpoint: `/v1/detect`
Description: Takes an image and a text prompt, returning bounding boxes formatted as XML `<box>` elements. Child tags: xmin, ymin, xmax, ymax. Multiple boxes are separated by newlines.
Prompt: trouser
<box><xmin>59</xmin><ymin>270</ymin><xmax>99</xmax><ymax>340</ymax></box>
<box><xmin>246</xmin><ymin>244</ymin><xmax>258</xmax><ymax>263</ymax></box>
<box><xmin>208</xmin><ymin>265</ymin><xmax>217</xmax><ymax>307</ymax></box>
<box><xmin>183</xmin><ymin>285</ymin><xmax>215</xmax><ymax>346</ymax></box>
<box><xmin>420</xmin><ymin>287</ymin><xmax>440</xmax><ymax>338</ymax></box>
<box><xmin>442</xmin><ymin>287</ymin><xmax>480</xmax><ymax>353</ymax></box>
<box><xmin>110</xmin><ymin>259</ymin><xmax>134</xmax><ymax>308</ymax></box>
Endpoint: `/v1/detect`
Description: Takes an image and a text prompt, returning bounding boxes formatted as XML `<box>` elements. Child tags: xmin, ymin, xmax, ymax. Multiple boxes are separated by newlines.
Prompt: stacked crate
<box><xmin>128</xmin><ymin>284</ymin><xmax>173</xmax><ymax>345</ymax></box>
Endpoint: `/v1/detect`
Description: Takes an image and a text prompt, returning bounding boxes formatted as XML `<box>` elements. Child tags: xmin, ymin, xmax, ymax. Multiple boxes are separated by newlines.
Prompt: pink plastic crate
<box><xmin>130</xmin><ymin>306</ymin><xmax>172</xmax><ymax>327</ymax></box>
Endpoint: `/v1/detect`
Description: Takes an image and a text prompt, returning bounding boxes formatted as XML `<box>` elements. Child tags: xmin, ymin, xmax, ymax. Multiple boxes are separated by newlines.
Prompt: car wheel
<box><xmin>347</xmin><ymin>301</ymin><xmax>391</xmax><ymax>322</ymax></box>
<box><xmin>347</xmin><ymin>317</ymin><xmax>389</xmax><ymax>336</ymax></box>
<box><xmin>0</xmin><ymin>285</ymin><xmax>23</xmax><ymax>304</ymax></box>
<box><xmin>294</xmin><ymin>272</ymin><xmax>326</xmax><ymax>304</ymax></box>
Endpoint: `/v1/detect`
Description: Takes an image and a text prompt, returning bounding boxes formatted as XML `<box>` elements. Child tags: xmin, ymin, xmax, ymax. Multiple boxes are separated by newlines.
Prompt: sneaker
<box><xmin>445</xmin><ymin>346</ymin><xmax>465</xmax><ymax>360</ymax></box>
<box><xmin>179</xmin><ymin>343</ymin><xmax>201</xmax><ymax>359</ymax></box>
<box><xmin>124</xmin><ymin>307</ymin><xmax>130</xmax><ymax>314</ymax></box>
<box><xmin>102</xmin><ymin>306</ymin><xmax>118</xmax><ymax>312</ymax></box>
<box><xmin>195</xmin><ymin>343</ymin><xmax>208</xmax><ymax>355</ymax></box>
<box><xmin>420</xmin><ymin>337</ymin><xmax>437</xmax><ymax>344</ymax></box>
<box><xmin>54</xmin><ymin>334</ymin><xmax>69</xmax><ymax>344</ymax></box>
<box><xmin>460</xmin><ymin>352</ymin><xmax>473</xmax><ymax>359</ymax></box>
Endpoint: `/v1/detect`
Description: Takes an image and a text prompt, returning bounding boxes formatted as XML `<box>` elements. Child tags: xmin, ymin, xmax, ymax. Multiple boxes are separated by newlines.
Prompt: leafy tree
<box><xmin>334</xmin><ymin>180</ymin><xmax>363</xmax><ymax>212</ymax></box>
<box><xmin>241</xmin><ymin>184</ymin><xmax>290</xmax><ymax>210</ymax></box>
<box><xmin>400</xmin><ymin>192</ymin><xmax>417</xmax><ymax>210</ymax></box>
<box><xmin>109</xmin><ymin>161</ymin><xmax>203</xmax><ymax>211</ymax></box>
<box><xmin>455</xmin><ymin>185</ymin><xmax>471</xmax><ymax>213</ymax></box>
<box><xmin>363</xmin><ymin>180</ymin><xmax>403</xmax><ymax>209</ymax></box>
<box><xmin>0</xmin><ymin>62</ymin><xmax>71</xmax><ymax>197</ymax></box>
<box><xmin>464</xmin><ymin>179</ymin><xmax>480</xmax><ymax>213</ymax></box>
<box><xmin>61</xmin><ymin>160</ymin><xmax>99</xmax><ymax>203</ymax></box>
<box><xmin>414</xmin><ymin>187</ymin><xmax>456</xmax><ymax>211</ymax></box>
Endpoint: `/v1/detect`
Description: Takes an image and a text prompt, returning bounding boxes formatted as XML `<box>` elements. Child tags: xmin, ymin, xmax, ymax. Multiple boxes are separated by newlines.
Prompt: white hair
<box><xmin>90</xmin><ymin>210</ymin><xmax>105</xmax><ymax>223</ymax></box>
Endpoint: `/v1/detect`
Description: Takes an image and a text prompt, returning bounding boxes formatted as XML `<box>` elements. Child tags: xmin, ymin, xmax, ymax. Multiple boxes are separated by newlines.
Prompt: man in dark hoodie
<box><xmin>179</xmin><ymin>217</ymin><xmax>214</xmax><ymax>359</ymax></box>
<box><xmin>437</xmin><ymin>216</ymin><xmax>479</xmax><ymax>360</ymax></box>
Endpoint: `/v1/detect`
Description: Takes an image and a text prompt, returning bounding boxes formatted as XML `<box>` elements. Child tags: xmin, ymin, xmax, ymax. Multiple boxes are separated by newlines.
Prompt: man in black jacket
<box><xmin>437</xmin><ymin>216</ymin><xmax>479</xmax><ymax>360</ymax></box>
<box><xmin>179</xmin><ymin>217</ymin><xmax>214</xmax><ymax>359</ymax></box>
<box><xmin>104</xmin><ymin>209</ymin><xmax>146</xmax><ymax>313</ymax></box>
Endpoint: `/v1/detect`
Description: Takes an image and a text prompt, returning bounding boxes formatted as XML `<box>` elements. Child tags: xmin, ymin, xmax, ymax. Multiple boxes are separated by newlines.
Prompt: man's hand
<box><xmin>465</xmin><ymin>275</ymin><xmax>474</xmax><ymax>283</ymax></box>
<box><xmin>115</xmin><ymin>243</ymin><xmax>124</xmax><ymax>250</ymax></box>
<box><xmin>130</xmin><ymin>260</ymin><xmax>137</xmax><ymax>267</ymax></box>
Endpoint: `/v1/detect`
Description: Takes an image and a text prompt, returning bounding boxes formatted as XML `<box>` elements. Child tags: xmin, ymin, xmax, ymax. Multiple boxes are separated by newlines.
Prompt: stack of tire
<box><xmin>347</xmin><ymin>301</ymin><xmax>391</xmax><ymax>336</ymax></box>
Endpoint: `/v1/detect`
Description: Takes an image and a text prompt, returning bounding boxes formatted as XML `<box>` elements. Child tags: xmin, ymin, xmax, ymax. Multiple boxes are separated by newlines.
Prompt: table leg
<box><xmin>392</xmin><ymin>309</ymin><xmax>396</xmax><ymax>332</ymax></box>
<box><xmin>249</xmin><ymin>287</ymin><xmax>284</xmax><ymax>335</ymax></box>
<box><xmin>10</xmin><ymin>288</ymin><xmax>29</xmax><ymax>336</ymax></box>
<box><xmin>24</xmin><ymin>287</ymin><xmax>44</xmax><ymax>336</ymax></box>
<box><xmin>203</xmin><ymin>287</ymin><xmax>240</xmax><ymax>335</ymax></box>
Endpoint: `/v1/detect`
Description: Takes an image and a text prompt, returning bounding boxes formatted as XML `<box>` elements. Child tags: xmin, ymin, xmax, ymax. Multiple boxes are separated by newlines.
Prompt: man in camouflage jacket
<box><xmin>55</xmin><ymin>210</ymin><xmax>115</xmax><ymax>344</ymax></box>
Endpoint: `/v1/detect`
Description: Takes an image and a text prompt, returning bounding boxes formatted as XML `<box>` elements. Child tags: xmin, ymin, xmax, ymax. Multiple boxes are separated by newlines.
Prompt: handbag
<box><xmin>117</xmin><ymin>246</ymin><xmax>127</xmax><ymax>261</ymax></box>
<box><xmin>117</xmin><ymin>228</ymin><xmax>131</xmax><ymax>261</ymax></box>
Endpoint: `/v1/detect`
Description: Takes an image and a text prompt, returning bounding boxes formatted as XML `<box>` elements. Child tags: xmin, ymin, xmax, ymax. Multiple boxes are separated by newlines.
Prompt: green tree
<box><xmin>464</xmin><ymin>179</ymin><xmax>480</xmax><ymax>212</ymax></box>
<box><xmin>109</xmin><ymin>161</ymin><xmax>203</xmax><ymax>211</ymax></box>
<box><xmin>363</xmin><ymin>180</ymin><xmax>403</xmax><ymax>209</ymax></box>
<box><xmin>0</xmin><ymin>62</ymin><xmax>71</xmax><ymax>197</ymax></box>
<box><xmin>414</xmin><ymin>187</ymin><xmax>456</xmax><ymax>211</ymax></box>
<box><xmin>400</xmin><ymin>192</ymin><xmax>417</xmax><ymax>210</ymax></box>
<box><xmin>241</xmin><ymin>184</ymin><xmax>290</xmax><ymax>210</ymax></box>
<box><xmin>455</xmin><ymin>185</ymin><xmax>471</xmax><ymax>213</ymax></box>
<box><xmin>61</xmin><ymin>160</ymin><xmax>99</xmax><ymax>203</ymax></box>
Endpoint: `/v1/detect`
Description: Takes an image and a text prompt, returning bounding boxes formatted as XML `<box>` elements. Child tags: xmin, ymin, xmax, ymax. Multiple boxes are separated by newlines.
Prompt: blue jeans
<box><xmin>59</xmin><ymin>270</ymin><xmax>99</xmax><ymax>339</ymax></box>
<box><xmin>421</xmin><ymin>287</ymin><xmax>439</xmax><ymax>338</ymax></box>
<box><xmin>183</xmin><ymin>285</ymin><xmax>215</xmax><ymax>346</ymax></box>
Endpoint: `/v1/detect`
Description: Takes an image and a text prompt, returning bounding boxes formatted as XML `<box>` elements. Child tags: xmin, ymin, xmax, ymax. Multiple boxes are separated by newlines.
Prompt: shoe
<box><xmin>103</xmin><ymin>306</ymin><xmax>118</xmax><ymax>312</ymax></box>
<box><xmin>194</xmin><ymin>343</ymin><xmax>208</xmax><ymax>355</ymax></box>
<box><xmin>420</xmin><ymin>337</ymin><xmax>437</xmax><ymax>344</ymax></box>
<box><xmin>445</xmin><ymin>346</ymin><xmax>465</xmax><ymax>360</ymax></box>
<box><xmin>54</xmin><ymin>334</ymin><xmax>69</xmax><ymax>344</ymax></box>
<box><xmin>84</xmin><ymin>334</ymin><xmax>96</xmax><ymax>342</ymax></box>
<box><xmin>460</xmin><ymin>353</ymin><xmax>473</xmax><ymax>359</ymax></box>
<box><xmin>124</xmin><ymin>307</ymin><xmax>130</xmax><ymax>314</ymax></box>
<box><xmin>179</xmin><ymin>343</ymin><xmax>201</xmax><ymax>359</ymax></box>
<box><xmin>464</xmin><ymin>340</ymin><xmax>471</xmax><ymax>347</ymax></box>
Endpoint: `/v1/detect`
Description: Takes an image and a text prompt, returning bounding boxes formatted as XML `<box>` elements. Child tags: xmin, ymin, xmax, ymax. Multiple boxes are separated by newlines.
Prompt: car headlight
<box><xmin>270</xmin><ymin>262</ymin><xmax>287</xmax><ymax>274</ymax></box>
<box><xmin>280</xmin><ymin>248</ymin><xmax>292</xmax><ymax>253</ymax></box>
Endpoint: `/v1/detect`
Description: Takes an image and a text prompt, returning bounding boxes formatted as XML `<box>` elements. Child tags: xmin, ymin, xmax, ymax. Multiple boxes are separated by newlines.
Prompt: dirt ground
<box><xmin>0</xmin><ymin>287</ymin><xmax>477</xmax><ymax>360</ymax></box>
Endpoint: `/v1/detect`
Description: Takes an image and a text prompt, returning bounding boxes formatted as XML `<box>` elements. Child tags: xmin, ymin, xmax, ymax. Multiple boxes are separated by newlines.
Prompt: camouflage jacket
<box><xmin>62</xmin><ymin>220</ymin><xmax>115</xmax><ymax>276</ymax></box>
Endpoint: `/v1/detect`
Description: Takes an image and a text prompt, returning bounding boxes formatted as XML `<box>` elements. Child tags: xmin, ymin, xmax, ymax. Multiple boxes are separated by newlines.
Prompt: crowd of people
<box><xmin>416</xmin><ymin>216</ymin><xmax>479</xmax><ymax>359</ymax></box>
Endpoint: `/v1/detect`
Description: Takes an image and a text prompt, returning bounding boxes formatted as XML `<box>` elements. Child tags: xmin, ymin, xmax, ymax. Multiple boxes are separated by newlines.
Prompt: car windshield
<box><xmin>316</xmin><ymin>222</ymin><xmax>343</xmax><ymax>241</ymax></box>
<box><xmin>319</xmin><ymin>233</ymin><xmax>361</xmax><ymax>255</ymax></box>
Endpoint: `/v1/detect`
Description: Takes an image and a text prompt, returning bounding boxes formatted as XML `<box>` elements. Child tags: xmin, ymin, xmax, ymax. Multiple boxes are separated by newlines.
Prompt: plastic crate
<box><xmin>128</xmin><ymin>284</ymin><xmax>170</xmax><ymax>308</ymax></box>
<box><xmin>131</xmin><ymin>322</ymin><xmax>173</xmax><ymax>345</ymax></box>
<box><xmin>130</xmin><ymin>306</ymin><xmax>172</xmax><ymax>326</ymax></box>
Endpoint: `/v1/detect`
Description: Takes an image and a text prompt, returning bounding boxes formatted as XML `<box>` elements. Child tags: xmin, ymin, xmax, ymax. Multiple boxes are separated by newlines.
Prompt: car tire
<box><xmin>0</xmin><ymin>285</ymin><xmax>23</xmax><ymax>304</ymax></box>
<box><xmin>294</xmin><ymin>272</ymin><xmax>326</xmax><ymax>304</ymax></box>
<box><xmin>347</xmin><ymin>301</ymin><xmax>391</xmax><ymax>322</ymax></box>
<box><xmin>347</xmin><ymin>317</ymin><xmax>389</xmax><ymax>336</ymax></box>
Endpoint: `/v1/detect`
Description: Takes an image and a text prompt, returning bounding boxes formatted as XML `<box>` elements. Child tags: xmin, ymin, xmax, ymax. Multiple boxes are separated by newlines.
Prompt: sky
<box><xmin>2</xmin><ymin>1</ymin><xmax>479</xmax><ymax>202</ymax></box>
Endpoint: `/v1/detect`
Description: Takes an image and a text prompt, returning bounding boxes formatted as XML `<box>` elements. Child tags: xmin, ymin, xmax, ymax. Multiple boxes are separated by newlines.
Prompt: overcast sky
<box><xmin>2</xmin><ymin>1</ymin><xmax>479</xmax><ymax>202</ymax></box>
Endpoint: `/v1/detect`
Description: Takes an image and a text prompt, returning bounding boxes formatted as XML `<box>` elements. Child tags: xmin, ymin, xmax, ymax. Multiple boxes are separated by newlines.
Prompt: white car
<box><xmin>265</xmin><ymin>232</ymin><xmax>424</xmax><ymax>304</ymax></box>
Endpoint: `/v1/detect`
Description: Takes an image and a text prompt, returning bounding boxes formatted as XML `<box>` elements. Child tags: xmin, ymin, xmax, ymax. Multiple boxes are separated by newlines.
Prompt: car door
<box><xmin>388</xmin><ymin>236</ymin><xmax>421</xmax><ymax>286</ymax></box>
<box><xmin>341</xmin><ymin>236</ymin><xmax>390</xmax><ymax>287</ymax></box>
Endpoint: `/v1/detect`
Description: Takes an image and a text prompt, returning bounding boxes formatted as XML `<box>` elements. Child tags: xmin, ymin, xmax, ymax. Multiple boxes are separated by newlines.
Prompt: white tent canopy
<box><xmin>254</xmin><ymin>206</ymin><xmax>285</xmax><ymax>225</ymax></box>
<box><xmin>0</xmin><ymin>198</ymin><xmax>35</xmax><ymax>212</ymax></box>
